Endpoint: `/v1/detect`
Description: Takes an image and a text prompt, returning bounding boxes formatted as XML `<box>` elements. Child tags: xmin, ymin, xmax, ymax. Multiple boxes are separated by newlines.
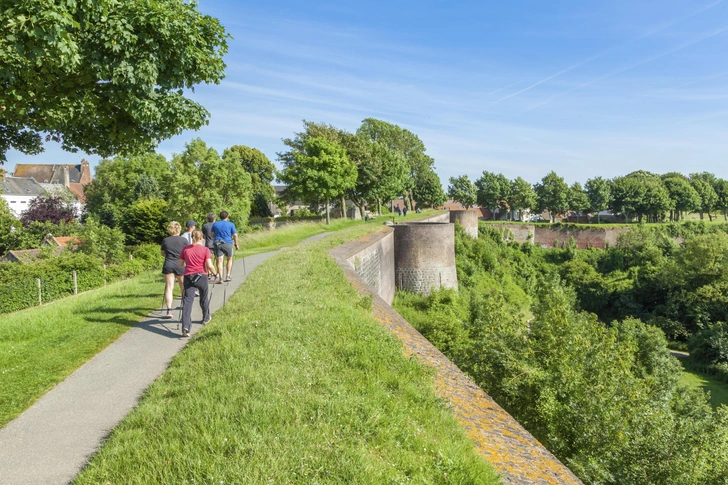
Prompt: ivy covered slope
<box><xmin>394</xmin><ymin>224</ymin><xmax>728</xmax><ymax>485</ymax></box>
<box><xmin>74</xmin><ymin>226</ymin><xmax>500</xmax><ymax>485</ymax></box>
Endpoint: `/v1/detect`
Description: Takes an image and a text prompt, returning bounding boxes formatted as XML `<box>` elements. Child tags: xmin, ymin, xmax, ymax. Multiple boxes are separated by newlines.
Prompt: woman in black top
<box><xmin>160</xmin><ymin>221</ymin><xmax>188</xmax><ymax>319</ymax></box>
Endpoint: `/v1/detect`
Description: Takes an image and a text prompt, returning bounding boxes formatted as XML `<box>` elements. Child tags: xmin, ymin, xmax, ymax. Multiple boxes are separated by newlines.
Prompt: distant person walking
<box><xmin>178</xmin><ymin>230</ymin><xmax>215</xmax><ymax>336</ymax></box>
<box><xmin>211</xmin><ymin>210</ymin><xmax>239</xmax><ymax>282</ymax></box>
<box><xmin>201</xmin><ymin>212</ymin><xmax>216</xmax><ymax>250</ymax></box>
<box><xmin>403</xmin><ymin>206</ymin><xmax>408</xmax><ymax>217</ymax></box>
<box><xmin>181</xmin><ymin>220</ymin><xmax>197</xmax><ymax>244</ymax></box>
<box><xmin>201</xmin><ymin>212</ymin><xmax>217</xmax><ymax>280</ymax></box>
<box><xmin>160</xmin><ymin>221</ymin><xmax>186</xmax><ymax>319</ymax></box>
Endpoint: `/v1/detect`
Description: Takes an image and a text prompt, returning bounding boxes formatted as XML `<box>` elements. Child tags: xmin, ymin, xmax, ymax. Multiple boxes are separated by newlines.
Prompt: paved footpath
<box><xmin>0</xmin><ymin>233</ymin><xmax>330</xmax><ymax>485</ymax></box>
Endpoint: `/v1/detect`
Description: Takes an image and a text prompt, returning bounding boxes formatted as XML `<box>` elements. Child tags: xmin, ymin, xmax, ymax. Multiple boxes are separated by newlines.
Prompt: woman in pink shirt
<box><xmin>178</xmin><ymin>230</ymin><xmax>216</xmax><ymax>337</ymax></box>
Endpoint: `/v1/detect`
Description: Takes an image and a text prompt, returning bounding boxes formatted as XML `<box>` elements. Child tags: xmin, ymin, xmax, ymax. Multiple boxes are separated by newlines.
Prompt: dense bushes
<box><xmin>394</xmin><ymin>224</ymin><xmax>728</xmax><ymax>484</ymax></box>
<box><xmin>0</xmin><ymin>244</ymin><xmax>163</xmax><ymax>315</ymax></box>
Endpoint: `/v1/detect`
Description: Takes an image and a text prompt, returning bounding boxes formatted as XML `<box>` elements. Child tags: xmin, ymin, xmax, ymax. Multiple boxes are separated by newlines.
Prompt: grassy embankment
<box><xmin>73</xmin><ymin>220</ymin><xmax>501</xmax><ymax>484</ymax></box>
<box><xmin>0</xmin><ymin>215</ymin><xmax>398</xmax><ymax>430</ymax></box>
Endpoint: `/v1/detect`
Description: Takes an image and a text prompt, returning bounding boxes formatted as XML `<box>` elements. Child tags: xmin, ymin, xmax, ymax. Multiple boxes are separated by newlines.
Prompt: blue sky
<box><xmin>6</xmin><ymin>0</ymin><xmax>728</xmax><ymax>186</ymax></box>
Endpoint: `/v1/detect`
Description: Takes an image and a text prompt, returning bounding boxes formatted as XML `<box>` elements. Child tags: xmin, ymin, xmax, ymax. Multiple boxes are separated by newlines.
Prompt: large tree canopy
<box><xmin>0</xmin><ymin>0</ymin><xmax>229</xmax><ymax>162</ymax></box>
<box><xmin>278</xmin><ymin>136</ymin><xmax>357</xmax><ymax>224</ymax></box>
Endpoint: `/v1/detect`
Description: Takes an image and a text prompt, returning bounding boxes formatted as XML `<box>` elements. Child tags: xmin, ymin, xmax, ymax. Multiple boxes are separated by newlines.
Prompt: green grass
<box><xmin>678</xmin><ymin>361</ymin><xmax>728</xmax><ymax>409</ymax></box>
<box><xmin>237</xmin><ymin>209</ymin><xmax>443</xmax><ymax>256</ymax></box>
<box><xmin>0</xmin><ymin>271</ymin><xmax>164</xmax><ymax>428</ymax></box>
<box><xmin>73</xmin><ymin>224</ymin><xmax>500</xmax><ymax>484</ymax></box>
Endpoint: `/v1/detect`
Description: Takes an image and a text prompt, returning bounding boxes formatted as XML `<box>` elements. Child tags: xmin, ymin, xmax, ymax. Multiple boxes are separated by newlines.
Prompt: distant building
<box><xmin>1</xmin><ymin>175</ymin><xmax>46</xmax><ymax>217</ymax></box>
<box><xmin>1</xmin><ymin>234</ymin><xmax>78</xmax><ymax>263</ymax></box>
<box><xmin>10</xmin><ymin>159</ymin><xmax>91</xmax><ymax>214</ymax></box>
<box><xmin>13</xmin><ymin>159</ymin><xmax>92</xmax><ymax>186</ymax></box>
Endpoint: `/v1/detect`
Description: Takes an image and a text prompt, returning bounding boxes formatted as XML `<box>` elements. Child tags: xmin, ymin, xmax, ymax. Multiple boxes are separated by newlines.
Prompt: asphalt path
<box><xmin>0</xmin><ymin>232</ymin><xmax>331</xmax><ymax>485</ymax></box>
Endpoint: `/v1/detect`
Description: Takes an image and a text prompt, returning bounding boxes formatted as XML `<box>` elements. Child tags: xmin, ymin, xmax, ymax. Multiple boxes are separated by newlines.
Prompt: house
<box><xmin>1</xmin><ymin>247</ymin><xmax>63</xmax><ymax>263</ymax></box>
<box><xmin>1</xmin><ymin>234</ymin><xmax>77</xmax><ymax>263</ymax></box>
<box><xmin>1</xmin><ymin>175</ymin><xmax>46</xmax><ymax>217</ymax></box>
<box><xmin>13</xmin><ymin>159</ymin><xmax>92</xmax><ymax>186</ymax></box>
<box><xmin>12</xmin><ymin>159</ymin><xmax>91</xmax><ymax>213</ymax></box>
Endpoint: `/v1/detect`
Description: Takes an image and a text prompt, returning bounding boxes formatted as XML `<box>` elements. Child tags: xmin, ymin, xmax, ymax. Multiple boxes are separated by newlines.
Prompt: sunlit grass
<box><xmin>74</xmin><ymin>222</ymin><xmax>500</xmax><ymax>484</ymax></box>
<box><xmin>0</xmin><ymin>271</ymin><xmax>164</xmax><ymax>428</ymax></box>
<box><xmin>238</xmin><ymin>209</ymin><xmax>443</xmax><ymax>256</ymax></box>
<box><xmin>678</xmin><ymin>360</ymin><xmax>728</xmax><ymax>409</ymax></box>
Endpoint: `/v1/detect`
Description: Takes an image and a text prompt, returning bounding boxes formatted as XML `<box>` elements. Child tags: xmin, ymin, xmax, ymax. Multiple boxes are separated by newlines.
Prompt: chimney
<box><xmin>62</xmin><ymin>166</ymin><xmax>70</xmax><ymax>188</ymax></box>
<box><xmin>80</xmin><ymin>159</ymin><xmax>91</xmax><ymax>185</ymax></box>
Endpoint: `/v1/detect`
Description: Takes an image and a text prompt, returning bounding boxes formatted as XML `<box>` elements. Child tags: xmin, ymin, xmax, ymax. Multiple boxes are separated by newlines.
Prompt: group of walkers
<box><xmin>160</xmin><ymin>211</ymin><xmax>239</xmax><ymax>337</ymax></box>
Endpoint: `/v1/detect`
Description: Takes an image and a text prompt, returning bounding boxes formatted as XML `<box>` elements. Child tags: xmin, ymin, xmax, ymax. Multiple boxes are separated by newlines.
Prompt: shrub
<box><xmin>688</xmin><ymin>322</ymin><xmax>728</xmax><ymax>366</ymax></box>
<box><xmin>76</xmin><ymin>218</ymin><xmax>126</xmax><ymax>264</ymax></box>
<box><xmin>121</xmin><ymin>198</ymin><xmax>169</xmax><ymax>245</ymax></box>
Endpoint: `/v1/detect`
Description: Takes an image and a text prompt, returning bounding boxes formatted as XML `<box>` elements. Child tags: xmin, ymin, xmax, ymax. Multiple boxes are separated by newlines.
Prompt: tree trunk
<box><xmin>708</xmin><ymin>211</ymin><xmax>713</xmax><ymax>222</ymax></box>
<box><xmin>700</xmin><ymin>211</ymin><xmax>704</xmax><ymax>220</ymax></box>
<box><xmin>325</xmin><ymin>196</ymin><xmax>330</xmax><ymax>225</ymax></box>
<box><xmin>377</xmin><ymin>199</ymin><xmax>382</xmax><ymax>215</ymax></box>
<box><xmin>340</xmin><ymin>195</ymin><xmax>347</xmax><ymax>220</ymax></box>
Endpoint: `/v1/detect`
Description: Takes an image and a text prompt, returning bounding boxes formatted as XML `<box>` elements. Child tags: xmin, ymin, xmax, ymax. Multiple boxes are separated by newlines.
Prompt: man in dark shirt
<box><xmin>201</xmin><ymin>212</ymin><xmax>216</xmax><ymax>280</ymax></box>
<box><xmin>202</xmin><ymin>212</ymin><xmax>216</xmax><ymax>250</ymax></box>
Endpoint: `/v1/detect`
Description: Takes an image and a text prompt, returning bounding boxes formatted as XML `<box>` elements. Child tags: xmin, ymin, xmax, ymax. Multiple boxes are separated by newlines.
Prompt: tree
<box><xmin>224</xmin><ymin>145</ymin><xmax>276</xmax><ymax>217</ymax></box>
<box><xmin>714</xmin><ymin>178</ymin><xmax>728</xmax><ymax>221</ymax></box>
<box><xmin>611</xmin><ymin>171</ymin><xmax>670</xmax><ymax>223</ymax></box>
<box><xmin>278</xmin><ymin>137</ymin><xmax>357</xmax><ymax>224</ymax></box>
<box><xmin>279</xmin><ymin>120</ymin><xmax>354</xmax><ymax>218</ymax></box>
<box><xmin>357</xmin><ymin>118</ymin><xmax>435</xmax><ymax>211</ymax></box>
<box><xmin>534</xmin><ymin>171</ymin><xmax>569</xmax><ymax>223</ymax></box>
<box><xmin>690</xmin><ymin>174</ymin><xmax>719</xmax><ymax>221</ymax></box>
<box><xmin>662</xmin><ymin>177</ymin><xmax>700</xmax><ymax>221</ymax></box>
<box><xmin>567</xmin><ymin>182</ymin><xmax>590</xmax><ymax>218</ymax></box>
<box><xmin>84</xmin><ymin>153</ymin><xmax>171</xmax><ymax>226</ymax></box>
<box><xmin>585</xmin><ymin>177</ymin><xmax>611</xmax><ymax>224</ymax></box>
<box><xmin>412</xmin><ymin>167</ymin><xmax>446</xmax><ymax>208</ymax></box>
<box><xmin>447</xmin><ymin>175</ymin><xmax>477</xmax><ymax>209</ymax></box>
<box><xmin>167</xmin><ymin>139</ymin><xmax>252</xmax><ymax>226</ymax></box>
<box><xmin>507</xmin><ymin>177</ymin><xmax>537</xmax><ymax>221</ymax></box>
<box><xmin>474</xmin><ymin>171</ymin><xmax>509</xmax><ymax>220</ymax></box>
<box><xmin>76</xmin><ymin>217</ymin><xmax>126</xmax><ymax>264</ymax></box>
<box><xmin>1</xmin><ymin>0</ymin><xmax>229</xmax><ymax>162</ymax></box>
<box><xmin>357</xmin><ymin>140</ymin><xmax>409</xmax><ymax>216</ymax></box>
<box><xmin>20</xmin><ymin>196</ymin><xmax>76</xmax><ymax>226</ymax></box>
<box><xmin>121</xmin><ymin>198</ymin><xmax>169</xmax><ymax>245</ymax></box>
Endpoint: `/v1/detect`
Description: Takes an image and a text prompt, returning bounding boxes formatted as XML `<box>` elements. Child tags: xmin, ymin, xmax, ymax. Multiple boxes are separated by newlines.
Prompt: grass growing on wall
<box><xmin>73</xmin><ymin>225</ymin><xmax>500</xmax><ymax>485</ymax></box>
<box><xmin>0</xmin><ymin>271</ymin><xmax>163</xmax><ymax>428</ymax></box>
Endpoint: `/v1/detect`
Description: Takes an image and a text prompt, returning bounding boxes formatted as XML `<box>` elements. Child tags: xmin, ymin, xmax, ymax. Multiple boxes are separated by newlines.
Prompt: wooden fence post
<box><xmin>37</xmin><ymin>278</ymin><xmax>42</xmax><ymax>305</ymax></box>
<box><xmin>73</xmin><ymin>271</ymin><xmax>78</xmax><ymax>295</ymax></box>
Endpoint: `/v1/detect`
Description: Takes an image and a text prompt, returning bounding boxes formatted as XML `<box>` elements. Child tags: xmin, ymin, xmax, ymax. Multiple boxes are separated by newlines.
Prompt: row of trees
<box><xmin>447</xmin><ymin>170</ymin><xmax>728</xmax><ymax>223</ymax></box>
<box><xmin>82</xmin><ymin>139</ymin><xmax>278</xmax><ymax>244</ymax></box>
<box><xmin>277</xmin><ymin>119</ymin><xmax>446</xmax><ymax>223</ymax></box>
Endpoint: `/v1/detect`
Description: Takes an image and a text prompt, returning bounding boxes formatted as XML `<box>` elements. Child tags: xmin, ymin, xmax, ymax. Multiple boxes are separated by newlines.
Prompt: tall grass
<box><xmin>74</xmin><ymin>224</ymin><xmax>500</xmax><ymax>484</ymax></box>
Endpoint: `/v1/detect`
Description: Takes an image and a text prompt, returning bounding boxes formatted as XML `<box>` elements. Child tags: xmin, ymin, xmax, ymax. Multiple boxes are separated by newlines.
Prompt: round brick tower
<box><xmin>392</xmin><ymin>222</ymin><xmax>458</xmax><ymax>295</ymax></box>
<box><xmin>449</xmin><ymin>209</ymin><xmax>479</xmax><ymax>239</ymax></box>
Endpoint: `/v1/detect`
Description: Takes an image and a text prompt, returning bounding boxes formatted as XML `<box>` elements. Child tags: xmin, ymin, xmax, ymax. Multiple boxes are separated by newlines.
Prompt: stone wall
<box><xmin>329</xmin><ymin>230</ymin><xmax>584</xmax><ymax>485</ymax></box>
<box><xmin>339</xmin><ymin>227</ymin><xmax>395</xmax><ymax>304</ymax></box>
<box><xmin>392</xmin><ymin>222</ymin><xmax>458</xmax><ymax>295</ymax></box>
<box><xmin>450</xmin><ymin>209</ymin><xmax>479</xmax><ymax>239</ymax></box>
<box><xmin>492</xmin><ymin>223</ymin><xmax>631</xmax><ymax>249</ymax></box>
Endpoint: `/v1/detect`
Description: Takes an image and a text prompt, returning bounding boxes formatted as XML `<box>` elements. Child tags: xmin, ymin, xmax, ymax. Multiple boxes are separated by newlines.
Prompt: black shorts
<box><xmin>214</xmin><ymin>242</ymin><xmax>233</xmax><ymax>258</ymax></box>
<box><xmin>162</xmin><ymin>261</ymin><xmax>184</xmax><ymax>276</ymax></box>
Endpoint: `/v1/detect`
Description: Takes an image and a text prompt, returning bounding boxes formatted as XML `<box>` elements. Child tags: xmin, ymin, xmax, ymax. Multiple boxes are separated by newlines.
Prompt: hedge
<box><xmin>0</xmin><ymin>244</ymin><xmax>163</xmax><ymax>315</ymax></box>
